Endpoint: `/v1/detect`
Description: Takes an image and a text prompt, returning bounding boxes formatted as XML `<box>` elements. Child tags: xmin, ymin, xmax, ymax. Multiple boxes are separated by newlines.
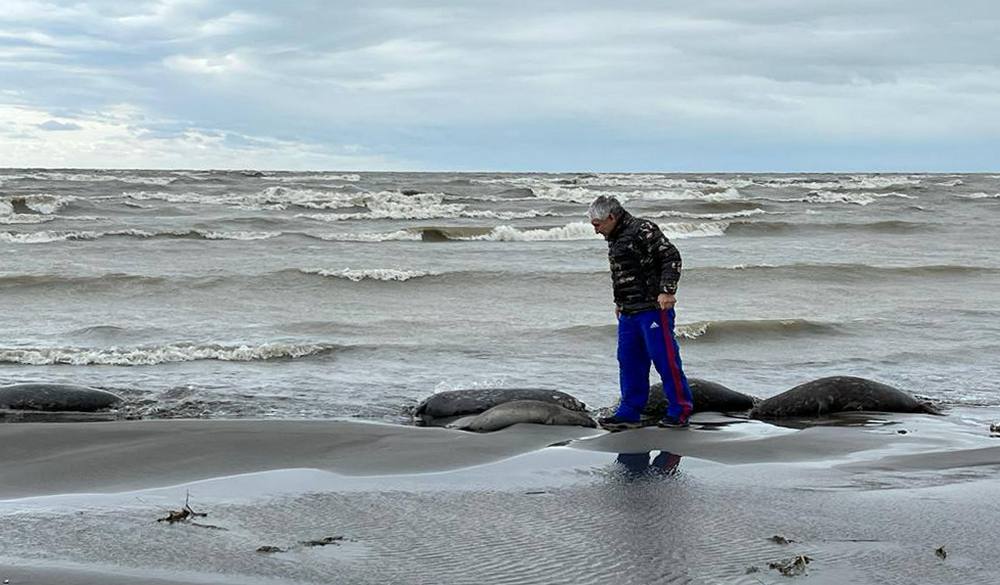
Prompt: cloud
<box><xmin>162</xmin><ymin>53</ymin><xmax>248</xmax><ymax>75</ymax></box>
<box><xmin>0</xmin><ymin>103</ymin><xmax>411</xmax><ymax>170</ymax></box>
<box><xmin>37</xmin><ymin>119</ymin><xmax>81</xmax><ymax>131</ymax></box>
<box><xmin>1</xmin><ymin>0</ymin><xmax>998</xmax><ymax>170</ymax></box>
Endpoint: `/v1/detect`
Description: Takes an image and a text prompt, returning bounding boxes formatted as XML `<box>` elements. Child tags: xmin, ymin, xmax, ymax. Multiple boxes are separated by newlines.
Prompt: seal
<box><xmin>610</xmin><ymin>378</ymin><xmax>758</xmax><ymax>420</ymax></box>
<box><xmin>451</xmin><ymin>400</ymin><xmax>597</xmax><ymax>433</ymax></box>
<box><xmin>0</xmin><ymin>383</ymin><xmax>123</xmax><ymax>412</ymax></box>
<box><xmin>415</xmin><ymin>388</ymin><xmax>587</xmax><ymax>427</ymax></box>
<box><xmin>749</xmin><ymin>376</ymin><xmax>941</xmax><ymax>419</ymax></box>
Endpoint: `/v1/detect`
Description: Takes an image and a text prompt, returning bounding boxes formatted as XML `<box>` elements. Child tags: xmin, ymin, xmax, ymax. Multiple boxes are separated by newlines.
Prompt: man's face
<box><xmin>590</xmin><ymin>214</ymin><xmax>617</xmax><ymax>238</ymax></box>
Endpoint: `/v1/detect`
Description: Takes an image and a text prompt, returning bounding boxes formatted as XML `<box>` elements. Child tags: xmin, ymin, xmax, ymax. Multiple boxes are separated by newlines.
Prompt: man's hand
<box><xmin>615</xmin><ymin>306</ymin><xmax>621</xmax><ymax>318</ymax></box>
<box><xmin>657</xmin><ymin>293</ymin><xmax>676</xmax><ymax>311</ymax></box>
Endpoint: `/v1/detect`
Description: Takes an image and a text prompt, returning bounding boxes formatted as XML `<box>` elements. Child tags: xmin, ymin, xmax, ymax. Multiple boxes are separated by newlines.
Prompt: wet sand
<box><xmin>2</xmin><ymin>409</ymin><xmax>1000</xmax><ymax>584</ymax></box>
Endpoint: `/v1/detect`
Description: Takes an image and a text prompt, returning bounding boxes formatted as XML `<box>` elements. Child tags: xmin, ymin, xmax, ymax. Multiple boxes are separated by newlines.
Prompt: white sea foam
<box><xmin>776</xmin><ymin>191</ymin><xmax>917</xmax><ymax>206</ymax></box>
<box><xmin>0</xmin><ymin>229</ymin><xmax>280</xmax><ymax>243</ymax></box>
<box><xmin>936</xmin><ymin>179</ymin><xmax>964</xmax><ymax>187</ymax></box>
<box><xmin>473</xmin><ymin>175</ymin><xmax>749</xmax><ymax>204</ymax></box>
<box><xmin>125</xmin><ymin>188</ymin><xmax>356</xmax><ymax>210</ymax></box>
<box><xmin>124</xmin><ymin>191</ymin><xmax>210</xmax><ymax>205</ymax></box>
<box><xmin>314</xmin><ymin>230</ymin><xmax>422</xmax><ymax>242</ymax></box>
<box><xmin>475</xmin><ymin>174</ymin><xmax>751</xmax><ymax>191</ymax></box>
<box><xmin>727</xmin><ymin>263</ymin><xmax>778</xmax><ymax>270</ymax></box>
<box><xmin>470</xmin><ymin>223</ymin><xmax>601</xmax><ymax>241</ymax></box>
<box><xmin>249</xmin><ymin>187</ymin><xmax>359</xmax><ymax>210</ymax></box>
<box><xmin>275</xmin><ymin>173</ymin><xmax>362</xmax><ymax>183</ymax></box>
<box><xmin>754</xmin><ymin>176</ymin><xmax>922</xmax><ymax>191</ymax></box>
<box><xmin>659</xmin><ymin>221</ymin><xmax>730</xmax><ymax>239</ymax></box>
<box><xmin>116</xmin><ymin>229</ymin><xmax>280</xmax><ymax>241</ymax></box>
<box><xmin>0</xmin><ymin>231</ymin><xmax>99</xmax><ymax>243</ymax></box>
<box><xmin>301</xmin><ymin>268</ymin><xmax>438</xmax><ymax>282</ymax></box>
<box><xmin>194</xmin><ymin>230</ymin><xmax>276</xmax><ymax>240</ymax></box>
<box><xmin>297</xmin><ymin>191</ymin><xmax>556</xmax><ymax>221</ymax></box>
<box><xmin>676</xmin><ymin>322</ymin><xmax>711</xmax><ymax>339</ymax></box>
<box><xmin>0</xmin><ymin>214</ymin><xmax>56</xmax><ymax>225</ymax></box>
<box><xmin>647</xmin><ymin>208</ymin><xmax>766</xmax><ymax>220</ymax></box>
<box><xmin>461</xmin><ymin>221</ymin><xmax>728</xmax><ymax>242</ymax></box>
<box><xmin>957</xmin><ymin>192</ymin><xmax>1000</xmax><ymax>199</ymax></box>
<box><xmin>0</xmin><ymin>342</ymin><xmax>336</xmax><ymax>366</ymax></box>
<box><xmin>512</xmin><ymin>185</ymin><xmax>745</xmax><ymax>205</ymax></box>
<box><xmin>1</xmin><ymin>172</ymin><xmax>174</xmax><ymax>185</ymax></box>
<box><xmin>850</xmin><ymin>175</ymin><xmax>922</xmax><ymax>189</ymax></box>
<box><xmin>125</xmin><ymin>188</ymin><xmax>555</xmax><ymax>219</ymax></box>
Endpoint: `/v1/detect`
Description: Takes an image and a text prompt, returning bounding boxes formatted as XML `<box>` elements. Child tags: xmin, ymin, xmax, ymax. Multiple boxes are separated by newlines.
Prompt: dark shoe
<box><xmin>598</xmin><ymin>414</ymin><xmax>643</xmax><ymax>431</ymax></box>
<box><xmin>657</xmin><ymin>416</ymin><xmax>690</xmax><ymax>429</ymax></box>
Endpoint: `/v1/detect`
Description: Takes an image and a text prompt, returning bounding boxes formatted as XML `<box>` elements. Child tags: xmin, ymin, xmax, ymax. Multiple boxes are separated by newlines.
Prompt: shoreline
<box><xmin>3</xmin><ymin>410</ymin><xmax>1000</xmax><ymax>584</ymax></box>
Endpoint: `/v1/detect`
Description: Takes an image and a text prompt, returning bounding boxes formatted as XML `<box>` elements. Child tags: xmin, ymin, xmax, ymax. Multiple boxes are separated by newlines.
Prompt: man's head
<box><xmin>588</xmin><ymin>195</ymin><xmax>624</xmax><ymax>238</ymax></box>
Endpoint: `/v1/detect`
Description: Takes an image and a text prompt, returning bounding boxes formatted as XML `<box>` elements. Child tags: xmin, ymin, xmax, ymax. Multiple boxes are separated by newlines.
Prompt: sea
<box><xmin>2</xmin><ymin>170</ymin><xmax>999</xmax><ymax>422</ymax></box>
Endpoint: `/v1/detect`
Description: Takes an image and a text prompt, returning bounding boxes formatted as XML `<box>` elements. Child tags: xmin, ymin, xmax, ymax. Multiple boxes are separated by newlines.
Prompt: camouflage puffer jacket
<box><xmin>605</xmin><ymin>211</ymin><xmax>683</xmax><ymax>314</ymax></box>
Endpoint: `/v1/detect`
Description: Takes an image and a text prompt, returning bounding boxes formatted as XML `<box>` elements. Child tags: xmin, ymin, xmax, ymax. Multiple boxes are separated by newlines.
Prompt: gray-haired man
<box><xmin>588</xmin><ymin>195</ymin><xmax>694</xmax><ymax>430</ymax></box>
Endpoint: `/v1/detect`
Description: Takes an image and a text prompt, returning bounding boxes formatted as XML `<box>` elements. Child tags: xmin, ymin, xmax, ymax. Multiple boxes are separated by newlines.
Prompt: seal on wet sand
<box><xmin>750</xmin><ymin>376</ymin><xmax>941</xmax><ymax>419</ymax></box>
<box><xmin>451</xmin><ymin>400</ymin><xmax>597</xmax><ymax>433</ymax></box>
<box><xmin>0</xmin><ymin>383</ymin><xmax>123</xmax><ymax>412</ymax></box>
<box><xmin>415</xmin><ymin>388</ymin><xmax>587</xmax><ymax>427</ymax></box>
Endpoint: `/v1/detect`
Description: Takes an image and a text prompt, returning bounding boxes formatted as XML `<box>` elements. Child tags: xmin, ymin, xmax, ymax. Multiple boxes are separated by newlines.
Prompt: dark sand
<box><xmin>2</xmin><ymin>409</ymin><xmax>1000</xmax><ymax>584</ymax></box>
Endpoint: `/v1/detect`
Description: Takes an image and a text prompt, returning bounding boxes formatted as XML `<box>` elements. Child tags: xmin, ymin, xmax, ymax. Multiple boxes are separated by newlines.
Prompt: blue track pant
<box><xmin>616</xmin><ymin>308</ymin><xmax>694</xmax><ymax>421</ymax></box>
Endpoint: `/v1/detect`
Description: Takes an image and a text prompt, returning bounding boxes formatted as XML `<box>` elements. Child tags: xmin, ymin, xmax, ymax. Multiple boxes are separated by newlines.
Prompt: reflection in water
<box><xmin>615</xmin><ymin>451</ymin><xmax>682</xmax><ymax>479</ymax></box>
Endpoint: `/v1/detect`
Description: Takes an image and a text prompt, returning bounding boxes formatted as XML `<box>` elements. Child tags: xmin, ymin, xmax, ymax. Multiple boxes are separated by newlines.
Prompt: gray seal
<box><xmin>610</xmin><ymin>378</ymin><xmax>758</xmax><ymax>419</ymax></box>
<box><xmin>452</xmin><ymin>400</ymin><xmax>597</xmax><ymax>433</ymax></box>
<box><xmin>749</xmin><ymin>376</ymin><xmax>941</xmax><ymax>419</ymax></box>
<box><xmin>415</xmin><ymin>388</ymin><xmax>587</xmax><ymax>427</ymax></box>
<box><xmin>0</xmin><ymin>383</ymin><xmax>123</xmax><ymax>412</ymax></box>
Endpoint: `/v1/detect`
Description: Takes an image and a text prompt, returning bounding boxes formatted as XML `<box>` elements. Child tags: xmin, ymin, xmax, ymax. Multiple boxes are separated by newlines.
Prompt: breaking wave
<box><xmin>299</xmin><ymin>268</ymin><xmax>439</xmax><ymax>282</ymax></box>
<box><xmin>0</xmin><ymin>171</ymin><xmax>174</xmax><ymax>185</ymax></box>
<box><xmin>313</xmin><ymin>230</ymin><xmax>422</xmax><ymax>242</ymax></box>
<box><xmin>0</xmin><ymin>273</ymin><xmax>167</xmax><ymax>291</ymax></box>
<box><xmin>0</xmin><ymin>229</ymin><xmax>280</xmax><ymax>244</ymax></box>
<box><xmin>1</xmin><ymin>193</ymin><xmax>78</xmax><ymax>215</ymax></box>
<box><xmin>273</xmin><ymin>173</ymin><xmax>362</xmax><ymax>183</ymax></box>
<box><xmin>0</xmin><ymin>342</ymin><xmax>342</xmax><ymax>366</ymax></box>
<box><xmin>754</xmin><ymin>175</ymin><xmax>922</xmax><ymax>191</ymax></box>
<box><xmin>691</xmin><ymin>262</ymin><xmax>999</xmax><ymax>280</ymax></box>
<box><xmin>769</xmin><ymin>191</ymin><xmax>917</xmax><ymax>206</ymax></box>
<box><xmin>474</xmin><ymin>173</ymin><xmax>923</xmax><ymax>193</ymax></box>
<box><xmin>412</xmin><ymin>221</ymin><xmax>729</xmax><ymax>242</ymax></box>
<box><xmin>125</xmin><ymin>189</ymin><xmax>557</xmax><ymax>220</ymax></box>
<box><xmin>548</xmin><ymin>318</ymin><xmax>845</xmax><ymax>343</ymax></box>
<box><xmin>0</xmin><ymin>213</ymin><xmax>56</xmax><ymax>225</ymax></box>
<box><xmin>676</xmin><ymin>319</ymin><xmax>845</xmax><ymax>342</ymax></box>
<box><xmin>956</xmin><ymin>192</ymin><xmax>1000</xmax><ymax>199</ymax></box>
<box><xmin>725</xmin><ymin>219</ymin><xmax>930</xmax><ymax>236</ymax></box>
<box><xmin>646</xmin><ymin>208</ymin><xmax>767</xmax><ymax>220</ymax></box>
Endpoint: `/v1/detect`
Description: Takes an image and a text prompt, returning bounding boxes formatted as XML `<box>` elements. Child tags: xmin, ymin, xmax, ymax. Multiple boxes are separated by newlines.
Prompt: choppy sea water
<box><xmin>2</xmin><ymin>170</ymin><xmax>999</xmax><ymax>420</ymax></box>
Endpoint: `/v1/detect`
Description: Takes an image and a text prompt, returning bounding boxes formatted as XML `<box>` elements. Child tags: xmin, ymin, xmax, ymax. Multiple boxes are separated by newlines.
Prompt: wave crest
<box><xmin>413</xmin><ymin>221</ymin><xmax>729</xmax><ymax>242</ymax></box>
<box><xmin>676</xmin><ymin>319</ymin><xmax>843</xmax><ymax>342</ymax></box>
<box><xmin>0</xmin><ymin>229</ymin><xmax>280</xmax><ymax>244</ymax></box>
<box><xmin>300</xmin><ymin>268</ymin><xmax>438</xmax><ymax>282</ymax></box>
<box><xmin>0</xmin><ymin>342</ymin><xmax>341</xmax><ymax>366</ymax></box>
<box><xmin>956</xmin><ymin>192</ymin><xmax>1000</xmax><ymax>199</ymax></box>
<box><xmin>1</xmin><ymin>193</ymin><xmax>78</xmax><ymax>215</ymax></box>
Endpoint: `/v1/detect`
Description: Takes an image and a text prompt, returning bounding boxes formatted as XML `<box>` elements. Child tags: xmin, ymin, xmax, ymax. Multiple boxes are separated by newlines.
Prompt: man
<box><xmin>589</xmin><ymin>195</ymin><xmax>694</xmax><ymax>430</ymax></box>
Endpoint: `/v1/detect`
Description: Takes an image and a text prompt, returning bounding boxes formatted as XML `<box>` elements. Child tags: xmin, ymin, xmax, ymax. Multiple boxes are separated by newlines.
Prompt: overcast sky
<box><xmin>1</xmin><ymin>0</ymin><xmax>998</xmax><ymax>171</ymax></box>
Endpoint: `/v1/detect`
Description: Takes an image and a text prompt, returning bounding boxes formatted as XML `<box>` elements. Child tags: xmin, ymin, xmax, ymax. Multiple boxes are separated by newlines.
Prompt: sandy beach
<box><xmin>3</xmin><ymin>409</ymin><xmax>1000</xmax><ymax>585</ymax></box>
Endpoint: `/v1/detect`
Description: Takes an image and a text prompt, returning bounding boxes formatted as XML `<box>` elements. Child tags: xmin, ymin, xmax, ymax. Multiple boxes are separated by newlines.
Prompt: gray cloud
<box><xmin>1</xmin><ymin>0</ymin><xmax>998</xmax><ymax>170</ymax></box>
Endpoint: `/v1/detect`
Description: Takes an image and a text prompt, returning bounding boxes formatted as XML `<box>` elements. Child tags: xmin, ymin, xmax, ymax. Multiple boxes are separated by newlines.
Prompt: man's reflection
<box><xmin>615</xmin><ymin>451</ymin><xmax>681</xmax><ymax>479</ymax></box>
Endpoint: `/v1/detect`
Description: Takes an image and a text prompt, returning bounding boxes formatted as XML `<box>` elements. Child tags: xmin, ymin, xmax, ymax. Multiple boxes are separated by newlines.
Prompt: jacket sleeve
<box><xmin>640</xmin><ymin>221</ymin><xmax>682</xmax><ymax>294</ymax></box>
